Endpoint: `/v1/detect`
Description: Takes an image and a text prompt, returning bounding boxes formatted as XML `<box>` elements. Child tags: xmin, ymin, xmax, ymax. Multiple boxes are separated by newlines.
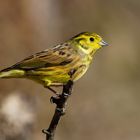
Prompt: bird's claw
<box><xmin>50</xmin><ymin>95</ymin><xmax>60</xmax><ymax>104</ymax></box>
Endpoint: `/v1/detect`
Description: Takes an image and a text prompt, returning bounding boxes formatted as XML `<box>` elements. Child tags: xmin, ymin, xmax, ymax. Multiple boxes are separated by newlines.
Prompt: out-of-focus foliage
<box><xmin>0</xmin><ymin>0</ymin><xmax>140</xmax><ymax>140</ymax></box>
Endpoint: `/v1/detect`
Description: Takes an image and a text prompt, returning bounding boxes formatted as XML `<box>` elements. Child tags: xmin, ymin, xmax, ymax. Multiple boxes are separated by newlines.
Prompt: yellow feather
<box><xmin>0</xmin><ymin>70</ymin><xmax>25</xmax><ymax>78</ymax></box>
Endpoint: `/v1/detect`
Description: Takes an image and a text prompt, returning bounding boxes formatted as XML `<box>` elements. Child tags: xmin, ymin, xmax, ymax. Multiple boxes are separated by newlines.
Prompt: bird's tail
<box><xmin>0</xmin><ymin>68</ymin><xmax>25</xmax><ymax>79</ymax></box>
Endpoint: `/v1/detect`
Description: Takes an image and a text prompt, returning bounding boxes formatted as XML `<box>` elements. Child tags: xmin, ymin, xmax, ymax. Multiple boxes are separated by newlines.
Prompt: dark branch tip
<box><xmin>42</xmin><ymin>129</ymin><xmax>52</xmax><ymax>136</ymax></box>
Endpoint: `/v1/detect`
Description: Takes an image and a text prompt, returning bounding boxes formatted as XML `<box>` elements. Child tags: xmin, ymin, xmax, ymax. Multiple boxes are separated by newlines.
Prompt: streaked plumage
<box><xmin>0</xmin><ymin>32</ymin><xmax>108</xmax><ymax>89</ymax></box>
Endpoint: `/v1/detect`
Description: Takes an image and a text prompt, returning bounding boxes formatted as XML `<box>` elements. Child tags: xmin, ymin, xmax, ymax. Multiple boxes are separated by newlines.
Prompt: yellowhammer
<box><xmin>0</xmin><ymin>32</ymin><xmax>108</xmax><ymax>93</ymax></box>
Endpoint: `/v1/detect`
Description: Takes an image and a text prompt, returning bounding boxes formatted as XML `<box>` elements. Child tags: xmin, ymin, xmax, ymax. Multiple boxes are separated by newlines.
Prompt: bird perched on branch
<box><xmin>0</xmin><ymin>32</ymin><xmax>108</xmax><ymax>94</ymax></box>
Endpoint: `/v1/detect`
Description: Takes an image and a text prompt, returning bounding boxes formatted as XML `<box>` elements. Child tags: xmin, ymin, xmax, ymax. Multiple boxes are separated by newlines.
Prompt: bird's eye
<box><xmin>89</xmin><ymin>37</ymin><xmax>94</xmax><ymax>42</ymax></box>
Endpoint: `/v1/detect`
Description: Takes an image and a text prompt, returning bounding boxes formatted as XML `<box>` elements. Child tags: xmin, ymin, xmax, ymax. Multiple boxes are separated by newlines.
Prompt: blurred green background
<box><xmin>0</xmin><ymin>0</ymin><xmax>140</xmax><ymax>140</ymax></box>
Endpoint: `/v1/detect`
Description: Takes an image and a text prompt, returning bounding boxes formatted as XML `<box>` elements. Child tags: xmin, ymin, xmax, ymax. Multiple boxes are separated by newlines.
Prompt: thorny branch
<box><xmin>42</xmin><ymin>80</ymin><xmax>73</xmax><ymax>140</ymax></box>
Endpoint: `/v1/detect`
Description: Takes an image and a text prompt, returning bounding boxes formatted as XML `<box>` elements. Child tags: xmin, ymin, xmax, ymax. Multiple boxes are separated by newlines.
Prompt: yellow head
<box><xmin>71</xmin><ymin>32</ymin><xmax>108</xmax><ymax>55</ymax></box>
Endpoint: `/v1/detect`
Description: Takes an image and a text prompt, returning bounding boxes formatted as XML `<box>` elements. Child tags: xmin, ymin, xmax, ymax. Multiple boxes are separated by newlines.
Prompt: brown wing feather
<box><xmin>9</xmin><ymin>43</ymin><xmax>78</xmax><ymax>70</ymax></box>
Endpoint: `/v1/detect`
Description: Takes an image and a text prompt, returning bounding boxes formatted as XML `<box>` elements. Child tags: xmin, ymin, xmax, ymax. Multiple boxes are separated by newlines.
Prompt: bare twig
<box><xmin>42</xmin><ymin>80</ymin><xmax>73</xmax><ymax>140</ymax></box>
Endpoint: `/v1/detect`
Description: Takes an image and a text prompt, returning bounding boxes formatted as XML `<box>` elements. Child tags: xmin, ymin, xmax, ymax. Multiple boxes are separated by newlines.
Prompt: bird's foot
<box><xmin>50</xmin><ymin>95</ymin><xmax>61</xmax><ymax>103</ymax></box>
<box><xmin>45</xmin><ymin>86</ymin><xmax>60</xmax><ymax>96</ymax></box>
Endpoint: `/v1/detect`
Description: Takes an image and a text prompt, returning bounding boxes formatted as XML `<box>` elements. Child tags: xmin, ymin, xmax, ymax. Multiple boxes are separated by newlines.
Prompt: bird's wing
<box><xmin>8</xmin><ymin>43</ymin><xmax>79</xmax><ymax>71</ymax></box>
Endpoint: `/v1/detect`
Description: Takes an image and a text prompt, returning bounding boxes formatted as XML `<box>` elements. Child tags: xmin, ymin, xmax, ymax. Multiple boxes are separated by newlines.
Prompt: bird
<box><xmin>0</xmin><ymin>32</ymin><xmax>108</xmax><ymax>94</ymax></box>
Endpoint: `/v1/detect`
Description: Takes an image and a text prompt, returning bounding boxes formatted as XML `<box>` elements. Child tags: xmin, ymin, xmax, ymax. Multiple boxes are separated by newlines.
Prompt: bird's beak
<box><xmin>99</xmin><ymin>40</ymin><xmax>108</xmax><ymax>47</ymax></box>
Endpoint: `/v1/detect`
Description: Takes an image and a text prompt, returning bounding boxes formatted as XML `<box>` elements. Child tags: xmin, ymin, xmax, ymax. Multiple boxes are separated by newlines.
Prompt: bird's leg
<box><xmin>45</xmin><ymin>86</ymin><xmax>59</xmax><ymax>95</ymax></box>
<box><xmin>45</xmin><ymin>86</ymin><xmax>61</xmax><ymax>103</ymax></box>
